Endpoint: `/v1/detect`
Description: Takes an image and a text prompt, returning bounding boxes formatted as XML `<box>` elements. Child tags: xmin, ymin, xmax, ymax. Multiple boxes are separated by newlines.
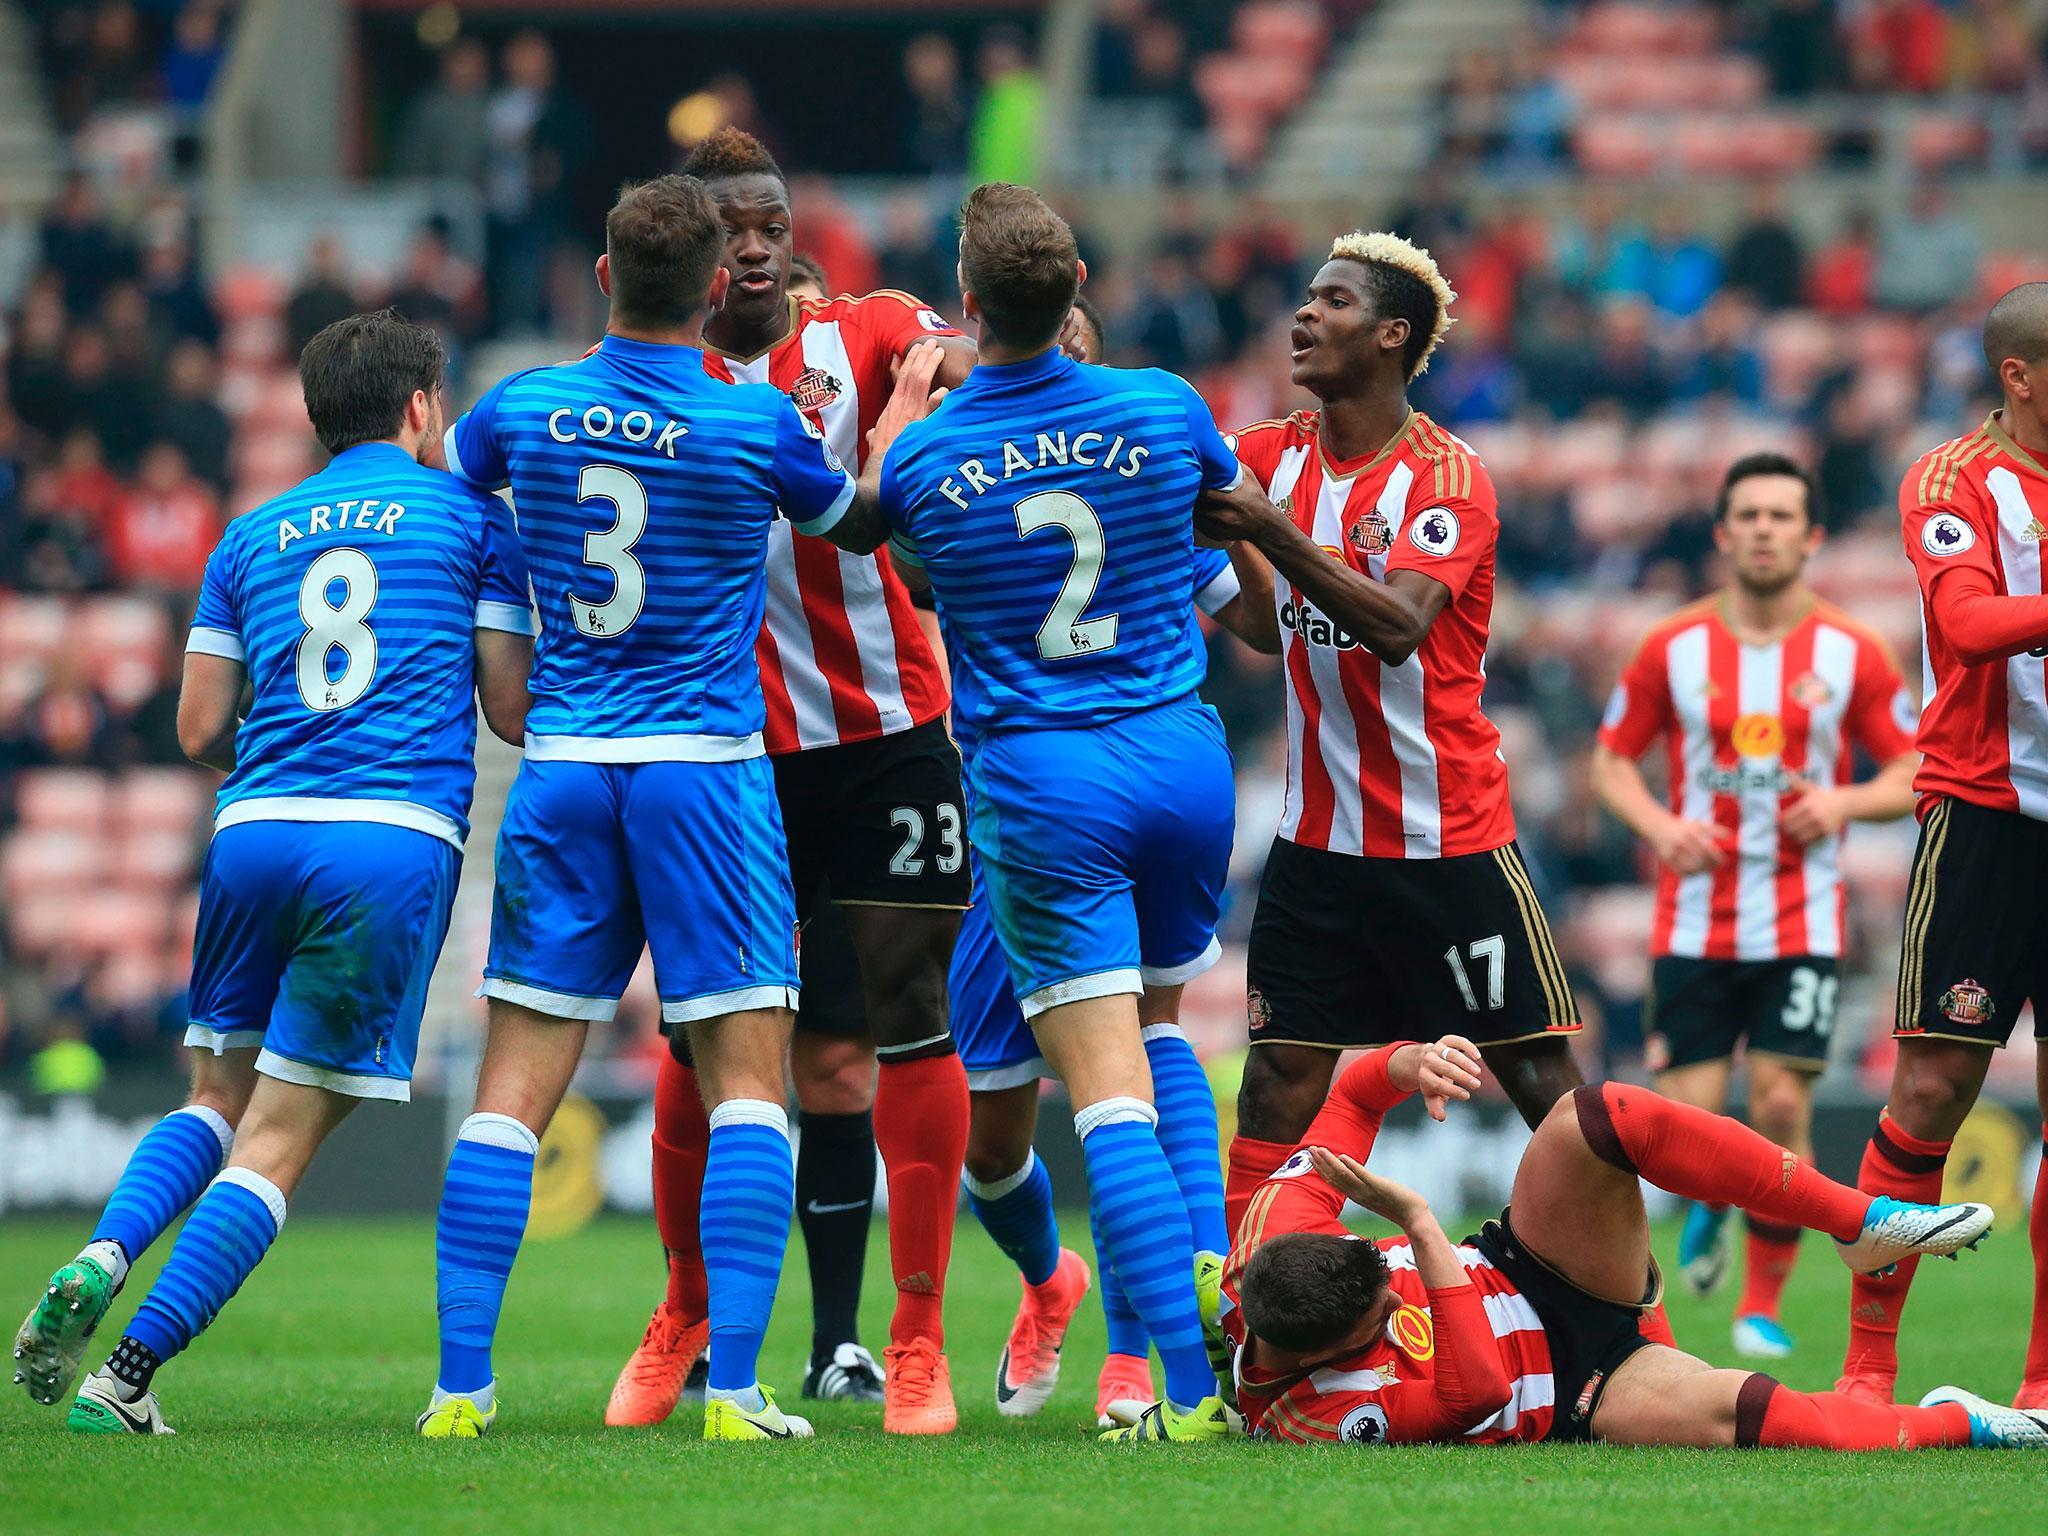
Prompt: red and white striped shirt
<box><xmin>1598</xmin><ymin>597</ymin><xmax>1915</xmax><ymax>961</ymax></box>
<box><xmin>1902</xmin><ymin>415</ymin><xmax>2048</xmax><ymax>821</ymax></box>
<box><xmin>1230</xmin><ymin>410</ymin><xmax>1514</xmax><ymax>859</ymax></box>
<box><xmin>703</xmin><ymin>291</ymin><xmax>958</xmax><ymax>755</ymax></box>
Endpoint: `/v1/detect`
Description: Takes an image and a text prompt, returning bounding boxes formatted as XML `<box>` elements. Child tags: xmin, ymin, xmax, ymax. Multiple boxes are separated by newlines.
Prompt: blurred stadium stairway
<box><xmin>0</xmin><ymin>3</ymin><xmax>60</xmax><ymax>205</ymax></box>
<box><xmin>1264</xmin><ymin>0</ymin><xmax>1529</xmax><ymax>194</ymax></box>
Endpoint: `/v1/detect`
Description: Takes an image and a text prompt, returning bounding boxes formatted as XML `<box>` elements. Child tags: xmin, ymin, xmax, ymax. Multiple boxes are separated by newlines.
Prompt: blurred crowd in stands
<box><xmin>2</xmin><ymin>0</ymin><xmax>2043</xmax><ymax>1089</ymax></box>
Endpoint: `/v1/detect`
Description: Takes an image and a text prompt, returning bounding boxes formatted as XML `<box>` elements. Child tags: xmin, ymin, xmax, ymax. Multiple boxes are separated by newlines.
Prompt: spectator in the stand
<box><xmin>1816</xmin><ymin>389</ymin><xmax>1886</xmax><ymax>524</ymax></box>
<box><xmin>99</xmin><ymin>279</ymin><xmax>159</xmax><ymax>382</ymax></box>
<box><xmin>1671</xmin><ymin>291</ymin><xmax>1766</xmax><ymax>406</ymax></box>
<box><xmin>1124</xmin><ymin>245</ymin><xmax>1222</xmax><ymax>372</ymax></box>
<box><xmin>1953</xmin><ymin>0</ymin><xmax>2036</xmax><ymax>94</ymax></box>
<box><xmin>1415</xmin><ymin>312</ymin><xmax>1518</xmax><ymax>424</ymax></box>
<box><xmin>485</xmin><ymin>29</ymin><xmax>591</xmax><ymax>335</ymax></box>
<box><xmin>1723</xmin><ymin>179</ymin><xmax>1806</xmax><ymax>311</ymax></box>
<box><xmin>1513</xmin><ymin>288</ymin><xmax>1601</xmax><ymax>418</ymax></box>
<box><xmin>902</xmin><ymin>32</ymin><xmax>970</xmax><ymax>175</ymax></box>
<box><xmin>1807</xmin><ymin>208</ymin><xmax>1876</xmax><ymax>315</ymax></box>
<box><xmin>153</xmin><ymin>339</ymin><xmax>231</xmax><ymax>492</ymax></box>
<box><xmin>162</xmin><ymin>0</ymin><xmax>228</xmax><ymax>117</ymax></box>
<box><xmin>0</xmin><ymin>191</ymin><xmax>39</xmax><ymax>312</ymax></box>
<box><xmin>875</xmin><ymin>191</ymin><xmax>953</xmax><ymax>309</ymax></box>
<box><xmin>387</xmin><ymin>217</ymin><xmax>486</xmax><ymax>377</ymax></box>
<box><xmin>103</xmin><ymin>441</ymin><xmax>218</xmax><ymax>593</ymax></box>
<box><xmin>122</xmin><ymin>624</ymin><xmax>196</xmax><ymax>766</ymax></box>
<box><xmin>1609</xmin><ymin>205</ymin><xmax>1722</xmax><ymax>320</ymax></box>
<box><xmin>1498</xmin><ymin>40</ymin><xmax>1573</xmax><ymax>169</ymax></box>
<box><xmin>790</xmin><ymin>172</ymin><xmax>879</xmax><ymax>298</ymax></box>
<box><xmin>40</xmin><ymin>175</ymin><xmax>134</xmax><ymax>317</ymax></box>
<box><xmin>1584</xmin><ymin>298</ymin><xmax>1669</xmax><ymax>419</ymax></box>
<box><xmin>396</xmin><ymin>37</ymin><xmax>494</xmax><ymax>187</ymax></box>
<box><xmin>1549</xmin><ymin>185</ymin><xmax>1634</xmax><ymax>301</ymax></box>
<box><xmin>969</xmin><ymin>25</ymin><xmax>1043</xmax><ymax>186</ymax></box>
<box><xmin>48</xmin><ymin>426</ymin><xmax>123</xmax><ymax>533</ymax></box>
<box><xmin>140</xmin><ymin>232</ymin><xmax>217</xmax><ymax>345</ymax></box>
<box><xmin>9</xmin><ymin>274</ymin><xmax>72</xmax><ymax>440</ymax></box>
<box><xmin>1754</xmin><ymin>0</ymin><xmax>1842</xmax><ymax>96</ymax></box>
<box><xmin>1852</xmin><ymin>0</ymin><xmax>1950</xmax><ymax>94</ymax></box>
<box><xmin>285</xmin><ymin>234</ymin><xmax>358</xmax><ymax>360</ymax></box>
<box><xmin>82</xmin><ymin>0</ymin><xmax>152</xmax><ymax>112</ymax></box>
<box><xmin>1124</xmin><ymin>12</ymin><xmax>1204</xmax><ymax>132</ymax></box>
<box><xmin>60</xmin><ymin>324</ymin><xmax>151</xmax><ymax>468</ymax></box>
<box><xmin>1092</xmin><ymin>0</ymin><xmax>1148</xmax><ymax>97</ymax></box>
<box><xmin>16</xmin><ymin>653</ymin><xmax>119</xmax><ymax>769</ymax></box>
<box><xmin>1874</xmin><ymin>180</ymin><xmax>1982</xmax><ymax>311</ymax></box>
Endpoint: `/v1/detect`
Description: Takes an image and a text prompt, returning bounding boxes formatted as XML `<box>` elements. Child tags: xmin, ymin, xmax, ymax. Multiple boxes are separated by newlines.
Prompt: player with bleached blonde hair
<box><xmin>1196</xmin><ymin>231</ymin><xmax>1595</xmax><ymax>1240</ymax></box>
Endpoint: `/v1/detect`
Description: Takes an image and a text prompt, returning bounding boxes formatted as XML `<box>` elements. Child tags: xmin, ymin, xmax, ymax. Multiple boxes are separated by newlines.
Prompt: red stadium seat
<box><xmin>16</xmin><ymin>769</ymin><xmax>110</xmax><ymax>833</ymax></box>
<box><xmin>2</xmin><ymin>829</ymin><xmax>109</xmax><ymax>907</ymax></box>
<box><xmin>213</xmin><ymin>264</ymin><xmax>286</xmax><ymax>324</ymax></box>
<box><xmin>0</xmin><ymin>594</ymin><xmax>73</xmax><ymax>668</ymax></box>
<box><xmin>70</xmin><ymin>889</ymin><xmax>170</xmax><ymax>957</ymax></box>
<box><xmin>116</xmin><ymin>767</ymin><xmax>212</xmax><ymax>835</ymax></box>
<box><xmin>1573</xmin><ymin>115</ymin><xmax>1660</xmax><ymax>176</ymax></box>
<box><xmin>115</xmin><ymin>829</ymin><xmax>201</xmax><ymax>892</ymax></box>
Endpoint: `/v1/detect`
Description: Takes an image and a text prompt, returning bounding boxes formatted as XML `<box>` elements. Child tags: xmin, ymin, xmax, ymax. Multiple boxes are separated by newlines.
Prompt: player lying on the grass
<box><xmin>1215</xmin><ymin>1037</ymin><xmax>2040</xmax><ymax>1450</ymax></box>
<box><xmin>954</xmin><ymin>291</ymin><xmax>1281</xmax><ymax>1427</ymax></box>
<box><xmin>13</xmin><ymin>310</ymin><xmax>535</xmax><ymax>1434</ymax></box>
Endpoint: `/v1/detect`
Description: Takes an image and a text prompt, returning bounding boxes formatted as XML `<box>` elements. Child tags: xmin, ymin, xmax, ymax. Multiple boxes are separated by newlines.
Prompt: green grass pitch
<box><xmin>2</xmin><ymin>1209</ymin><xmax>2045</xmax><ymax>1535</ymax></box>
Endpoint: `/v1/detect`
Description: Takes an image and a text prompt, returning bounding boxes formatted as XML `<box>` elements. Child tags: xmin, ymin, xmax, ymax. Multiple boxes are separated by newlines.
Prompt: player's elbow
<box><xmin>479</xmin><ymin>688</ymin><xmax>528</xmax><ymax>747</ymax></box>
<box><xmin>177</xmin><ymin>711</ymin><xmax>232</xmax><ymax>772</ymax></box>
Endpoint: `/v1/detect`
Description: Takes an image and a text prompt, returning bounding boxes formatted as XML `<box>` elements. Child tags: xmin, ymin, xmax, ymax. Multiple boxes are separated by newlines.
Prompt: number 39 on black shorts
<box><xmin>1245</xmin><ymin>836</ymin><xmax>1582</xmax><ymax>1049</ymax></box>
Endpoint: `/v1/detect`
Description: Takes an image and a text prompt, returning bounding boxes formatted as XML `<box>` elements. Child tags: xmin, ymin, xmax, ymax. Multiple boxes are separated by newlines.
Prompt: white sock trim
<box><xmin>457</xmin><ymin>1112</ymin><xmax>540</xmax><ymax>1155</ymax></box>
<box><xmin>963</xmin><ymin>1149</ymin><xmax>1039</xmax><ymax>1201</ymax></box>
<box><xmin>1074</xmin><ymin>1096</ymin><xmax>1158</xmax><ymax>1140</ymax></box>
<box><xmin>1139</xmin><ymin>1021</ymin><xmax>1188</xmax><ymax>1046</ymax></box>
<box><xmin>709</xmin><ymin>1098</ymin><xmax>790</xmax><ymax>1137</ymax></box>
<box><xmin>215</xmin><ymin>1167</ymin><xmax>287</xmax><ymax>1231</ymax></box>
<box><xmin>173</xmin><ymin>1103</ymin><xmax>235</xmax><ymax>1160</ymax></box>
<box><xmin>431</xmin><ymin>1380</ymin><xmax>496</xmax><ymax>1412</ymax></box>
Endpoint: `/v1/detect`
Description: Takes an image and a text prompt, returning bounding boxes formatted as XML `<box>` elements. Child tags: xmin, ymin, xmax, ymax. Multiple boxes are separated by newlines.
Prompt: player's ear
<box><xmin>404</xmin><ymin>387</ymin><xmax>432</xmax><ymax>438</ymax></box>
<box><xmin>1075</xmin><ymin>256</ymin><xmax>1088</xmax><ymax>291</ymax></box>
<box><xmin>960</xmin><ymin>283</ymin><xmax>982</xmax><ymax>325</ymax></box>
<box><xmin>706</xmin><ymin>265</ymin><xmax>731</xmax><ymax>312</ymax></box>
<box><xmin>595</xmin><ymin>252</ymin><xmax>613</xmax><ymax>299</ymax></box>
<box><xmin>1380</xmin><ymin>315</ymin><xmax>1410</xmax><ymax>357</ymax></box>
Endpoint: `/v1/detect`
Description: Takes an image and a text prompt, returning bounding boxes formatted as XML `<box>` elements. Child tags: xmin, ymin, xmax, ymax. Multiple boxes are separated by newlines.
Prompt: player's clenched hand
<box><xmin>1781</xmin><ymin>783</ymin><xmax>1849</xmax><ymax>846</ymax></box>
<box><xmin>1308</xmin><ymin>1147</ymin><xmax>1431</xmax><ymax>1230</ymax></box>
<box><xmin>1650</xmin><ymin>813</ymin><xmax>1729</xmax><ymax>875</ymax></box>
<box><xmin>1055</xmin><ymin>305</ymin><xmax>1091</xmax><ymax>363</ymax></box>
<box><xmin>866</xmin><ymin>340</ymin><xmax>949</xmax><ymax>466</ymax></box>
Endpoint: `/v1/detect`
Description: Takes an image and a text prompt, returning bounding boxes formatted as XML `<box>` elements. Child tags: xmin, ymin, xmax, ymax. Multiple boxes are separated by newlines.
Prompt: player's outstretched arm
<box><xmin>814</xmin><ymin>339</ymin><xmax>952</xmax><ymax>558</ymax></box>
<box><xmin>176</xmin><ymin>653</ymin><xmax>245</xmax><ymax>773</ymax></box>
<box><xmin>1195</xmin><ymin>477</ymin><xmax>1446</xmax><ymax>665</ymax></box>
<box><xmin>473</xmin><ymin>629</ymin><xmax>535</xmax><ymax>746</ymax></box>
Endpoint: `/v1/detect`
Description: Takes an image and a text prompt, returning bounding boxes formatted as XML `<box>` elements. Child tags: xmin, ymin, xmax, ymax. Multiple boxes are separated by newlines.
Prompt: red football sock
<box><xmin>1734</xmin><ymin>1373</ymin><xmax>1968</xmax><ymax>1449</ymax></box>
<box><xmin>1738</xmin><ymin>1216</ymin><xmax>1803</xmax><ymax>1322</ymax></box>
<box><xmin>1226</xmin><ymin>1135</ymin><xmax>1295</xmax><ymax>1243</ymax></box>
<box><xmin>1841</xmin><ymin>1115</ymin><xmax>1950</xmax><ymax>1388</ymax></box>
<box><xmin>2023</xmin><ymin>1127</ymin><xmax>2048</xmax><ymax>1388</ymax></box>
<box><xmin>1639</xmin><ymin>1302</ymin><xmax>1678</xmax><ymax>1349</ymax></box>
<box><xmin>873</xmin><ymin>1052</ymin><xmax>969</xmax><ymax>1347</ymax></box>
<box><xmin>652</xmin><ymin>1053</ymin><xmax>709</xmax><ymax>1319</ymax></box>
<box><xmin>1574</xmin><ymin>1085</ymin><xmax>1869</xmax><ymax>1240</ymax></box>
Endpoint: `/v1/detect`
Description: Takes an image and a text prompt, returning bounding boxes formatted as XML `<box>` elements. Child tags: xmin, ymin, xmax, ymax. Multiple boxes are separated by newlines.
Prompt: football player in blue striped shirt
<box><xmin>874</xmin><ymin>184</ymin><xmax>1249</xmax><ymax>1443</ymax></box>
<box><xmin>421</xmin><ymin>175</ymin><xmax>920</xmax><ymax>1442</ymax></box>
<box><xmin>19</xmin><ymin>309</ymin><xmax>536</xmax><ymax>1435</ymax></box>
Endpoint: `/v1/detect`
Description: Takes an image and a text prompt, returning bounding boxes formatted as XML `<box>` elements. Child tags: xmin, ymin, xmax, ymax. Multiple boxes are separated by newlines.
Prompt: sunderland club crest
<box><xmin>787</xmin><ymin>366</ymin><xmax>842</xmax><ymax>413</ymax></box>
<box><xmin>1348</xmin><ymin>509</ymin><xmax>1392</xmax><ymax>555</ymax></box>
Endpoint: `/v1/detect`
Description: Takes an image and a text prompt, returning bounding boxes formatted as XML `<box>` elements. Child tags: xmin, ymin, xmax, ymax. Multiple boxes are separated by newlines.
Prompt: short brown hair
<box><xmin>1237</xmin><ymin>1232</ymin><xmax>1390</xmax><ymax>1353</ymax></box>
<box><xmin>299</xmin><ymin>308</ymin><xmax>444</xmax><ymax>456</ymax></box>
<box><xmin>958</xmin><ymin>182</ymin><xmax>1079</xmax><ymax>350</ymax></box>
<box><xmin>606</xmin><ymin>175</ymin><xmax>724</xmax><ymax>330</ymax></box>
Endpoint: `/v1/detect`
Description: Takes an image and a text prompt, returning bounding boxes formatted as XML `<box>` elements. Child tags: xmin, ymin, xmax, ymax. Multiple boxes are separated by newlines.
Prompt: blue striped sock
<box><xmin>1090</xmin><ymin>1202</ymin><xmax>1150</xmax><ymax>1358</ymax></box>
<box><xmin>434</xmin><ymin>1113</ymin><xmax>537</xmax><ymax>1395</ymax></box>
<box><xmin>1077</xmin><ymin>1098</ymin><xmax>1211</xmax><ymax>1409</ymax></box>
<box><xmin>701</xmin><ymin>1100</ymin><xmax>794</xmax><ymax>1393</ymax></box>
<box><xmin>123</xmin><ymin>1169</ymin><xmax>283</xmax><ymax>1365</ymax></box>
<box><xmin>91</xmin><ymin>1105</ymin><xmax>233</xmax><ymax>1263</ymax></box>
<box><xmin>1142</xmin><ymin>1024</ymin><xmax>1231</xmax><ymax>1258</ymax></box>
<box><xmin>965</xmin><ymin>1150</ymin><xmax>1060</xmax><ymax>1288</ymax></box>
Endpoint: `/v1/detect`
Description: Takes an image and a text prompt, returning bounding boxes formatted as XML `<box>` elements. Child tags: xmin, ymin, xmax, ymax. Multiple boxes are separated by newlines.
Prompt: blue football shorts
<box><xmin>185</xmin><ymin>820</ymin><xmax>460</xmax><ymax>1101</ymax></box>
<box><xmin>966</xmin><ymin>695</ymin><xmax>1234</xmax><ymax>1020</ymax></box>
<box><xmin>479</xmin><ymin>756</ymin><xmax>799</xmax><ymax>1027</ymax></box>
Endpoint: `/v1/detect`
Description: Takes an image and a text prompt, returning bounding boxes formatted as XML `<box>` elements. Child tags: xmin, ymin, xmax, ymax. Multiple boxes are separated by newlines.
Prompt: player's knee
<box><xmin>1747</xmin><ymin>1078</ymin><xmax>1811</xmax><ymax>1143</ymax></box>
<box><xmin>1236</xmin><ymin>1047</ymin><xmax>1329</xmax><ymax>1141</ymax></box>
<box><xmin>793</xmin><ymin>1039</ymin><xmax>875</xmax><ymax>1115</ymax></box>
<box><xmin>856</xmin><ymin>930</ymin><xmax>953</xmax><ymax>1048</ymax></box>
<box><xmin>962</xmin><ymin>1130</ymin><xmax>1033</xmax><ymax>1185</ymax></box>
<box><xmin>1887</xmin><ymin>1050</ymin><xmax>1982</xmax><ymax>1138</ymax></box>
